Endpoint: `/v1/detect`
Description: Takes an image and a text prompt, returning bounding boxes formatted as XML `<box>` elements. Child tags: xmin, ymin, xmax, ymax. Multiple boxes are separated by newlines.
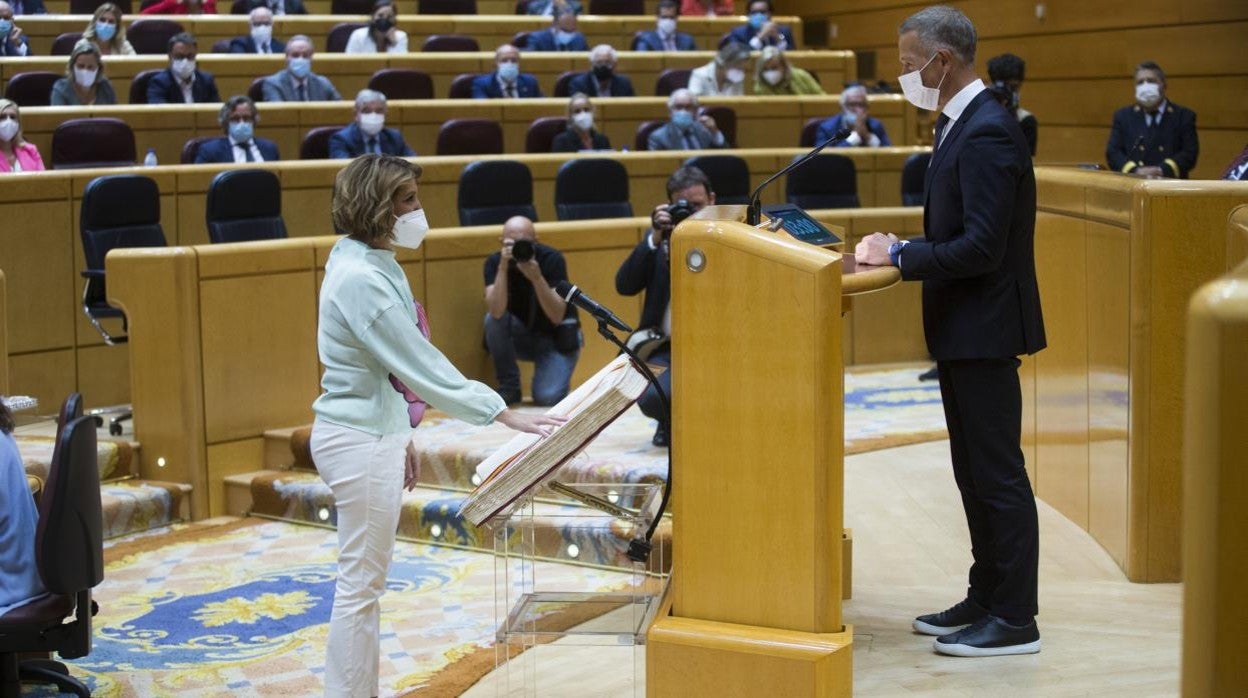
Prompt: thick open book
<box><xmin>457</xmin><ymin>355</ymin><xmax>649</xmax><ymax>526</ymax></box>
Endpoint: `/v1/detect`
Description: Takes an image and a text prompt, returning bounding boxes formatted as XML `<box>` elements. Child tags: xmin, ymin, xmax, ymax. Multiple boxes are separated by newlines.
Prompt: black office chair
<box><xmin>554</xmin><ymin>159</ymin><xmax>632</xmax><ymax>221</ymax></box>
<box><xmin>785</xmin><ymin>153</ymin><xmax>859</xmax><ymax>209</ymax></box>
<box><xmin>206</xmin><ymin>169</ymin><xmax>288</xmax><ymax>244</ymax></box>
<box><xmin>458</xmin><ymin>161</ymin><xmax>538</xmax><ymax>227</ymax></box>
<box><xmin>684</xmin><ymin>154</ymin><xmax>750</xmax><ymax>205</ymax></box>
<box><xmin>0</xmin><ymin>400</ymin><xmax>103</xmax><ymax>698</ymax></box>
<box><xmin>901</xmin><ymin>152</ymin><xmax>930</xmax><ymax>206</ymax></box>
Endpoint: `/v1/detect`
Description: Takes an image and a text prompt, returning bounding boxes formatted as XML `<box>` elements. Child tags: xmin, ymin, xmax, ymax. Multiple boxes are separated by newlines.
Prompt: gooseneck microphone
<box><xmin>746</xmin><ymin>127</ymin><xmax>853</xmax><ymax>226</ymax></box>
<box><xmin>555</xmin><ymin>280</ymin><xmax>633</xmax><ymax>333</ymax></box>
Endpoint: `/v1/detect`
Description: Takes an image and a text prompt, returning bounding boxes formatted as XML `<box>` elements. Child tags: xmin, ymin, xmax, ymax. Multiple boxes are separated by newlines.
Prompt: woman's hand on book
<box><xmin>496</xmin><ymin>409</ymin><xmax>568</xmax><ymax>437</ymax></box>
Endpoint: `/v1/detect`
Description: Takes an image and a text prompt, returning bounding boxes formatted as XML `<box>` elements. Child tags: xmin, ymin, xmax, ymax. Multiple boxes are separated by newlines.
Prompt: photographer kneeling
<box><xmin>484</xmin><ymin>216</ymin><xmax>581</xmax><ymax>406</ymax></box>
<box><xmin>615</xmin><ymin>166</ymin><xmax>715</xmax><ymax>447</ymax></box>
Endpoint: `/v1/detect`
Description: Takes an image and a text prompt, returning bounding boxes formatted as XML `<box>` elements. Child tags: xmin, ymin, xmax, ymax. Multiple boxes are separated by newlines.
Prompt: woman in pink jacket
<box><xmin>0</xmin><ymin>99</ymin><xmax>45</xmax><ymax>173</ymax></box>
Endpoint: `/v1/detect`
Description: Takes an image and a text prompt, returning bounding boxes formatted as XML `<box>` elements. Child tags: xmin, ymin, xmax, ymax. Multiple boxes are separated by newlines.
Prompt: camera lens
<box><xmin>511</xmin><ymin>239</ymin><xmax>535</xmax><ymax>262</ymax></box>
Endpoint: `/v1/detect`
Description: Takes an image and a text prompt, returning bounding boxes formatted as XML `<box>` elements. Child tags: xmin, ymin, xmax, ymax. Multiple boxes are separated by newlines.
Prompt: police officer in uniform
<box><xmin>1106</xmin><ymin>60</ymin><xmax>1198</xmax><ymax>178</ymax></box>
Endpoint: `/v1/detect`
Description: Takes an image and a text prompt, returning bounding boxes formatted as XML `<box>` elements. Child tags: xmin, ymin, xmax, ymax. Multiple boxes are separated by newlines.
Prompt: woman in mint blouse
<box><xmin>311</xmin><ymin>154</ymin><xmax>561</xmax><ymax>698</ymax></box>
<box><xmin>1</xmin><ymin>398</ymin><xmax>46</xmax><ymax>618</ymax></box>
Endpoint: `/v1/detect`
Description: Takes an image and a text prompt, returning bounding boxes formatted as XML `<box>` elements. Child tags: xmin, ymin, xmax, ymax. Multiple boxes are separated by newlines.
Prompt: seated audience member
<box><xmin>987</xmin><ymin>53</ymin><xmax>1037</xmax><ymax>156</ymax></box>
<box><xmin>0</xmin><ymin>399</ymin><xmax>46</xmax><ymax>616</ymax></box>
<box><xmin>329</xmin><ymin>89</ymin><xmax>415</xmax><ymax>158</ymax></box>
<box><xmin>230</xmin><ymin>7</ymin><xmax>285</xmax><ymax>53</ymax></box>
<box><xmin>0</xmin><ymin>99</ymin><xmax>44</xmax><ymax>173</ymax></box>
<box><xmin>82</xmin><ymin>3</ymin><xmax>134</xmax><ymax>56</ymax></box>
<box><xmin>616</xmin><ymin>165</ymin><xmax>716</xmax><ymax>445</ymax></box>
<box><xmin>566</xmin><ymin>45</ymin><xmax>635</xmax><ymax>97</ymax></box>
<box><xmin>1106</xmin><ymin>60</ymin><xmax>1198</xmax><ymax>178</ymax></box>
<box><xmin>688</xmin><ymin>41</ymin><xmax>749</xmax><ymax>98</ymax></box>
<box><xmin>815</xmin><ymin>84</ymin><xmax>891</xmax><ymax>147</ymax></box>
<box><xmin>346</xmin><ymin>0</ymin><xmax>407</xmax><ymax>54</ymax></box>
<box><xmin>195</xmin><ymin>95</ymin><xmax>280</xmax><ymax>164</ymax></box>
<box><xmin>472</xmin><ymin>44</ymin><xmax>543</xmax><ymax>98</ymax></box>
<box><xmin>551</xmin><ymin>93</ymin><xmax>610</xmax><ymax>152</ymax></box>
<box><xmin>647</xmin><ymin>88</ymin><xmax>726</xmax><ymax>151</ymax></box>
<box><xmin>484</xmin><ymin>215</ymin><xmax>581</xmax><ymax>406</ymax></box>
<box><xmin>525</xmin><ymin>0</ymin><xmax>580</xmax><ymax>16</ymax></box>
<box><xmin>141</xmin><ymin>0</ymin><xmax>216</xmax><ymax>15</ymax></box>
<box><xmin>728</xmin><ymin>0</ymin><xmax>794</xmax><ymax>50</ymax></box>
<box><xmin>679</xmin><ymin>0</ymin><xmax>730</xmax><ymax>16</ymax></box>
<box><xmin>6</xmin><ymin>0</ymin><xmax>44</xmax><ymax>13</ymax></box>
<box><xmin>148</xmin><ymin>33</ymin><xmax>221</xmax><ymax>104</ymax></box>
<box><xmin>51</xmin><ymin>41</ymin><xmax>118</xmax><ymax>106</ymax></box>
<box><xmin>1222</xmin><ymin>144</ymin><xmax>1248</xmax><ymax>181</ymax></box>
<box><xmin>753</xmin><ymin>46</ymin><xmax>823</xmax><ymax>95</ymax></box>
<box><xmin>0</xmin><ymin>2</ymin><xmax>30</xmax><ymax>57</ymax></box>
<box><xmin>526</xmin><ymin>8</ymin><xmax>588</xmax><ymax>52</ymax></box>
<box><xmin>261</xmin><ymin>35</ymin><xmax>340</xmax><ymax>101</ymax></box>
<box><xmin>635</xmin><ymin>1</ymin><xmax>695</xmax><ymax>52</ymax></box>
<box><xmin>253</xmin><ymin>0</ymin><xmax>308</xmax><ymax>15</ymax></box>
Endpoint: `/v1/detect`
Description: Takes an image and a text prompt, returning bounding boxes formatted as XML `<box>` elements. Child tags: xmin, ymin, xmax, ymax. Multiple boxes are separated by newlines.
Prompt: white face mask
<box><xmin>657</xmin><ymin>17</ymin><xmax>676</xmax><ymax>35</ymax></box>
<box><xmin>762</xmin><ymin>69</ymin><xmax>784</xmax><ymax>86</ymax></box>
<box><xmin>1135</xmin><ymin>81</ymin><xmax>1161</xmax><ymax>107</ymax></box>
<box><xmin>359</xmin><ymin>112</ymin><xmax>385</xmax><ymax>136</ymax></box>
<box><xmin>0</xmin><ymin>118</ymin><xmax>18</xmax><ymax>142</ymax></box>
<box><xmin>571</xmin><ymin>111</ymin><xmax>594</xmax><ymax>131</ymax></box>
<box><xmin>392</xmin><ymin>209</ymin><xmax>429</xmax><ymax>249</ymax></box>
<box><xmin>898</xmin><ymin>52</ymin><xmax>945</xmax><ymax>112</ymax></box>
<box><xmin>251</xmin><ymin>24</ymin><xmax>273</xmax><ymax>45</ymax></box>
<box><xmin>172</xmin><ymin>57</ymin><xmax>196</xmax><ymax>80</ymax></box>
<box><xmin>725</xmin><ymin>68</ymin><xmax>745</xmax><ymax>84</ymax></box>
<box><xmin>74</xmin><ymin>67</ymin><xmax>98</xmax><ymax>88</ymax></box>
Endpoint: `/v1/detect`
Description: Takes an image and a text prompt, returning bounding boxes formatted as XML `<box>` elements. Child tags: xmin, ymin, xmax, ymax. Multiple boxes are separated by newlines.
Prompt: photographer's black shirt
<box><xmin>483</xmin><ymin>242</ymin><xmax>572</xmax><ymax>333</ymax></box>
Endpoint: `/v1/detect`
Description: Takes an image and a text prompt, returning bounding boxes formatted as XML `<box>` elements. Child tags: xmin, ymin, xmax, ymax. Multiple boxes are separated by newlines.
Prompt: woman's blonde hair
<box><xmin>0</xmin><ymin>99</ymin><xmax>25</xmax><ymax>146</ymax></box>
<box><xmin>331</xmin><ymin>154</ymin><xmax>423</xmax><ymax>243</ymax></box>
<box><xmin>566</xmin><ymin>91</ymin><xmax>592</xmax><ymax>117</ymax></box>
<box><xmin>65</xmin><ymin>40</ymin><xmax>104</xmax><ymax>83</ymax></box>
<box><xmin>83</xmin><ymin>3</ymin><xmax>129</xmax><ymax>49</ymax></box>
<box><xmin>755</xmin><ymin>46</ymin><xmax>790</xmax><ymax>86</ymax></box>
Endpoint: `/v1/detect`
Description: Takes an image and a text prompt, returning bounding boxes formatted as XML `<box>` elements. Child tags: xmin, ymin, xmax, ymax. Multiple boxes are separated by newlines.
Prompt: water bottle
<box><xmin>143</xmin><ymin>148</ymin><xmax>158</xmax><ymax>167</ymax></box>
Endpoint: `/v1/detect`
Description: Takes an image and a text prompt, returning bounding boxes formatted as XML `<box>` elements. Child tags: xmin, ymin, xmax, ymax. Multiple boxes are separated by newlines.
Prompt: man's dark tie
<box><xmin>238</xmin><ymin>142</ymin><xmax>255</xmax><ymax>162</ymax></box>
<box><xmin>681</xmin><ymin>129</ymin><xmax>698</xmax><ymax>150</ymax></box>
<box><xmin>1222</xmin><ymin>144</ymin><xmax>1248</xmax><ymax>180</ymax></box>
<box><xmin>933</xmin><ymin>113</ymin><xmax>950</xmax><ymax>150</ymax></box>
<box><xmin>366</xmin><ymin>137</ymin><xmax>378</xmax><ymax>155</ymax></box>
<box><xmin>506</xmin><ymin>84</ymin><xmax>517</xmax><ymax>98</ymax></box>
<box><xmin>297</xmin><ymin>82</ymin><xmax>307</xmax><ymax>101</ymax></box>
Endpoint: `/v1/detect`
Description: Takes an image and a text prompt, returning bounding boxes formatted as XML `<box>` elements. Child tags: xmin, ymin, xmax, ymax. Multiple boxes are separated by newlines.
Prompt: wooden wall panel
<box><xmin>7</xmin><ymin>349</ymin><xmax>75</xmax><ymax>412</ymax></box>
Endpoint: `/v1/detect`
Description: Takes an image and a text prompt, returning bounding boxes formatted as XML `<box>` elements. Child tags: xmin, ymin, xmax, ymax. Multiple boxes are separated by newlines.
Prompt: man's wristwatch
<box><xmin>887</xmin><ymin>241</ymin><xmax>907</xmax><ymax>267</ymax></box>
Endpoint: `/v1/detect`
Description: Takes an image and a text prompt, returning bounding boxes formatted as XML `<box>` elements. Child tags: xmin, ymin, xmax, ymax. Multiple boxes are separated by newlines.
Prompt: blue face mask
<box><xmin>95</xmin><ymin>21</ymin><xmax>117</xmax><ymax>41</ymax></box>
<box><xmin>556</xmin><ymin>29</ymin><xmax>576</xmax><ymax>45</ymax></box>
<box><xmin>497</xmin><ymin>61</ymin><xmax>519</xmax><ymax>82</ymax></box>
<box><xmin>229</xmin><ymin>121</ymin><xmax>254</xmax><ymax>143</ymax></box>
<box><xmin>287</xmin><ymin>57</ymin><xmax>311</xmax><ymax>79</ymax></box>
<box><xmin>843</xmin><ymin>111</ymin><xmax>857</xmax><ymax>126</ymax></box>
<box><xmin>748</xmin><ymin>12</ymin><xmax>768</xmax><ymax>30</ymax></box>
<box><xmin>671</xmin><ymin>109</ymin><xmax>694</xmax><ymax>129</ymax></box>
<box><xmin>0</xmin><ymin>20</ymin><xmax>12</xmax><ymax>37</ymax></box>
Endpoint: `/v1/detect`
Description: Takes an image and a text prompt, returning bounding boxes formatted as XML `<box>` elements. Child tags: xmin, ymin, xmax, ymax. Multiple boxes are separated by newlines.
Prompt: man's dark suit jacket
<box><xmin>9</xmin><ymin>0</ymin><xmax>45</xmax><ymax>13</ymax></box>
<box><xmin>633</xmin><ymin>29</ymin><xmax>696</xmax><ymax>51</ymax></box>
<box><xmin>565</xmin><ymin>71</ymin><xmax>635</xmax><ymax>98</ymax></box>
<box><xmin>328</xmin><ymin>122</ymin><xmax>415</xmax><ymax>159</ymax></box>
<box><xmin>898</xmin><ymin>88</ymin><xmax>1046</xmax><ymax>361</ymax></box>
<box><xmin>616</xmin><ymin>237</ymin><xmax>669</xmax><ymax>331</ymax></box>
<box><xmin>526</xmin><ymin>29</ymin><xmax>589</xmax><ymax>52</ymax></box>
<box><xmin>726</xmin><ymin>23</ymin><xmax>794</xmax><ymax>49</ymax></box>
<box><xmin>471</xmin><ymin>72</ymin><xmax>543</xmax><ymax>98</ymax></box>
<box><xmin>1105</xmin><ymin>101</ymin><xmax>1199</xmax><ymax>178</ymax></box>
<box><xmin>194</xmin><ymin>137</ymin><xmax>281</xmax><ymax>164</ymax></box>
<box><xmin>146</xmin><ymin>68</ymin><xmax>221</xmax><ymax>104</ymax></box>
<box><xmin>227</xmin><ymin>35</ymin><xmax>287</xmax><ymax>53</ymax></box>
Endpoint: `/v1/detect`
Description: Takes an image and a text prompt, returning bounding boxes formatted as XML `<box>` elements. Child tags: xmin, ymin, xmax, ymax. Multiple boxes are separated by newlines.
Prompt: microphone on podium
<box><xmin>555</xmin><ymin>280</ymin><xmax>633</xmax><ymax>334</ymax></box>
<box><xmin>746</xmin><ymin>127</ymin><xmax>853</xmax><ymax>226</ymax></box>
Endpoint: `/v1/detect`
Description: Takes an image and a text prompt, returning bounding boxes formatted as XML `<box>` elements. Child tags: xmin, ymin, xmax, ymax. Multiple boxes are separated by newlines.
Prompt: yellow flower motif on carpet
<box><xmin>192</xmin><ymin>591</ymin><xmax>319</xmax><ymax>628</ymax></box>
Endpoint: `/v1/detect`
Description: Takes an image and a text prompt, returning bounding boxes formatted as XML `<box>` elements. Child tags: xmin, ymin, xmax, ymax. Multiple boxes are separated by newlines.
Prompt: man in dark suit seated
<box><xmin>525</xmin><ymin>8</ymin><xmax>589</xmax><ymax>52</ymax></box>
<box><xmin>256</xmin><ymin>0</ymin><xmax>308</xmax><ymax>14</ymax></box>
<box><xmin>5</xmin><ymin>0</ymin><xmax>44</xmax><ymax>14</ymax></box>
<box><xmin>194</xmin><ymin>95</ymin><xmax>280</xmax><ymax>163</ymax></box>
<box><xmin>261</xmin><ymin>35</ymin><xmax>341</xmax><ymax>102</ymax></box>
<box><xmin>147</xmin><ymin>32</ymin><xmax>221</xmax><ymax>104</ymax></box>
<box><xmin>0</xmin><ymin>2</ymin><xmax>31</xmax><ymax>57</ymax></box>
<box><xmin>1105</xmin><ymin>60</ymin><xmax>1199</xmax><ymax>178</ymax></box>
<box><xmin>635</xmin><ymin>0</ymin><xmax>696</xmax><ymax>51</ymax></box>
<box><xmin>727</xmin><ymin>0</ymin><xmax>794</xmax><ymax>51</ymax></box>
<box><xmin>525</xmin><ymin>0</ymin><xmax>579</xmax><ymax>15</ymax></box>
<box><xmin>616</xmin><ymin>165</ymin><xmax>715</xmax><ymax>446</ymax></box>
<box><xmin>329</xmin><ymin>89</ymin><xmax>415</xmax><ymax>159</ymax></box>
<box><xmin>815</xmin><ymin>84</ymin><xmax>893</xmax><ymax>147</ymax></box>
<box><xmin>472</xmin><ymin>44</ymin><xmax>544</xmax><ymax>98</ymax></box>
<box><xmin>647</xmin><ymin>88</ymin><xmax>727</xmax><ymax>151</ymax></box>
<box><xmin>857</xmin><ymin>5</ymin><xmax>1045</xmax><ymax>659</ymax></box>
<box><xmin>566</xmin><ymin>45</ymin><xmax>635</xmax><ymax>98</ymax></box>
<box><xmin>229</xmin><ymin>6</ymin><xmax>285</xmax><ymax>54</ymax></box>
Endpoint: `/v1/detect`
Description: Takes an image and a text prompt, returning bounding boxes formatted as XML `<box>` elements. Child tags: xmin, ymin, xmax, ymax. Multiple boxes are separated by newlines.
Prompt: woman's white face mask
<box><xmin>392</xmin><ymin>209</ymin><xmax>429</xmax><ymax>249</ymax></box>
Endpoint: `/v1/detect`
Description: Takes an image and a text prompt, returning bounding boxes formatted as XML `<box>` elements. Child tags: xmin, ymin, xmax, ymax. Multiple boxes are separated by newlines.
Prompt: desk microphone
<box><xmin>746</xmin><ymin>127</ymin><xmax>853</xmax><ymax>226</ymax></box>
<box><xmin>556</xmin><ymin>281</ymin><xmax>633</xmax><ymax>334</ymax></box>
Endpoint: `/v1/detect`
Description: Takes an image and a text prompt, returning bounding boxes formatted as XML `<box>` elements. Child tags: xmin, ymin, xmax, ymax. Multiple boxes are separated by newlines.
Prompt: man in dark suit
<box><xmin>472</xmin><ymin>44</ymin><xmax>544</xmax><ymax>99</ymax></box>
<box><xmin>261</xmin><ymin>0</ymin><xmax>307</xmax><ymax>14</ymax></box>
<box><xmin>566</xmin><ymin>45</ymin><xmax>635</xmax><ymax>98</ymax></box>
<box><xmin>815</xmin><ymin>84</ymin><xmax>893</xmax><ymax>147</ymax></box>
<box><xmin>260</xmin><ymin>35</ymin><xmax>341</xmax><ymax>102</ymax></box>
<box><xmin>147</xmin><ymin>32</ymin><xmax>221</xmax><ymax>104</ymax></box>
<box><xmin>329</xmin><ymin>89</ymin><xmax>415</xmax><ymax>159</ymax></box>
<box><xmin>525</xmin><ymin>8</ymin><xmax>589</xmax><ymax>52</ymax></box>
<box><xmin>727</xmin><ymin>0</ymin><xmax>794</xmax><ymax>51</ymax></box>
<box><xmin>194</xmin><ymin>95</ymin><xmax>280</xmax><ymax>164</ymax></box>
<box><xmin>0</xmin><ymin>2</ymin><xmax>30</xmax><ymax>57</ymax></box>
<box><xmin>525</xmin><ymin>0</ymin><xmax>579</xmax><ymax>15</ymax></box>
<box><xmin>647</xmin><ymin>88</ymin><xmax>727</xmax><ymax>151</ymax></box>
<box><xmin>616</xmin><ymin>165</ymin><xmax>715</xmax><ymax>447</ymax></box>
<box><xmin>1105</xmin><ymin>60</ymin><xmax>1199</xmax><ymax>178</ymax></box>
<box><xmin>6</xmin><ymin>0</ymin><xmax>44</xmax><ymax>14</ymax></box>
<box><xmin>228</xmin><ymin>7</ymin><xmax>286</xmax><ymax>54</ymax></box>
<box><xmin>635</xmin><ymin>0</ymin><xmax>696</xmax><ymax>51</ymax></box>
<box><xmin>857</xmin><ymin>5</ymin><xmax>1045</xmax><ymax>658</ymax></box>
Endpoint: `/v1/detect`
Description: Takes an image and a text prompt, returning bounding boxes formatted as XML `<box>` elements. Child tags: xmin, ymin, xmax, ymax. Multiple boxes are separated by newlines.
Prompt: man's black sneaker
<box><xmin>913</xmin><ymin>597</ymin><xmax>989</xmax><ymax>636</ymax></box>
<box><xmin>934</xmin><ymin>616</ymin><xmax>1041</xmax><ymax>657</ymax></box>
<box><xmin>918</xmin><ymin>366</ymin><xmax>939</xmax><ymax>381</ymax></box>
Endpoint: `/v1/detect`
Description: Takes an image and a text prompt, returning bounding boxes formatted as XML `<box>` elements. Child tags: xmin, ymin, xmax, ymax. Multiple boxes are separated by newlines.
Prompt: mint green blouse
<box><xmin>313</xmin><ymin>237</ymin><xmax>505</xmax><ymax>435</ymax></box>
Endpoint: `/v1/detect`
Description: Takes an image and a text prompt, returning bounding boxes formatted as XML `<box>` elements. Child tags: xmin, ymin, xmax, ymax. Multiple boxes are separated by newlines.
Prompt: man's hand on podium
<box><xmin>855</xmin><ymin>232</ymin><xmax>899</xmax><ymax>266</ymax></box>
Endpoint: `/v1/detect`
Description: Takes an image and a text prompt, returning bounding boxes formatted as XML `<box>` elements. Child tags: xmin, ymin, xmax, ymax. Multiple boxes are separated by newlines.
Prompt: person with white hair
<box><xmin>814</xmin><ymin>84</ymin><xmax>892</xmax><ymax>147</ymax></box>
<box><xmin>329</xmin><ymin>89</ymin><xmax>415</xmax><ymax>159</ymax></box>
<box><xmin>752</xmin><ymin>46</ymin><xmax>823</xmax><ymax>95</ymax></box>
<box><xmin>687</xmin><ymin>41</ymin><xmax>750</xmax><ymax>97</ymax></box>
<box><xmin>228</xmin><ymin>6</ymin><xmax>286</xmax><ymax>53</ymax></box>
<box><xmin>646</xmin><ymin>88</ymin><xmax>726</xmax><ymax>151</ymax></box>
<box><xmin>566</xmin><ymin>44</ymin><xmax>635</xmax><ymax>97</ymax></box>
<box><xmin>261</xmin><ymin>35</ymin><xmax>341</xmax><ymax>102</ymax></box>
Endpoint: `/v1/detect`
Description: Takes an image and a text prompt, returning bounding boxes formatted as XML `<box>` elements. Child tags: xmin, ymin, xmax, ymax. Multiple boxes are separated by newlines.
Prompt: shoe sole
<box><xmin>933</xmin><ymin>638</ymin><xmax>1041</xmax><ymax>657</ymax></box>
<box><xmin>912</xmin><ymin>619</ymin><xmax>973</xmax><ymax>636</ymax></box>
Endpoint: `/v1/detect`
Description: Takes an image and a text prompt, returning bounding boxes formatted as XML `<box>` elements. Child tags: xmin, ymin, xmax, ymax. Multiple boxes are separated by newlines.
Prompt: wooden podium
<box><xmin>646</xmin><ymin>207</ymin><xmax>899</xmax><ymax>697</ymax></box>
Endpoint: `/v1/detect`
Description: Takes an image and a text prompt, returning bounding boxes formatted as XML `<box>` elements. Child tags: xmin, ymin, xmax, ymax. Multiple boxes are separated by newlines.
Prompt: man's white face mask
<box><xmin>898</xmin><ymin>51</ymin><xmax>946</xmax><ymax>112</ymax></box>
